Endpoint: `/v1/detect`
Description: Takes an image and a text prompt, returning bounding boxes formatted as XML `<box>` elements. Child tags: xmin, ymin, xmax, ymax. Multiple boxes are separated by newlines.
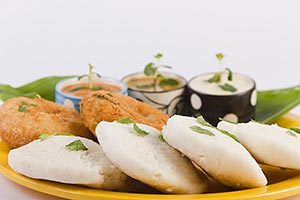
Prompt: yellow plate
<box><xmin>1</xmin><ymin>113</ymin><xmax>300</xmax><ymax>200</ymax></box>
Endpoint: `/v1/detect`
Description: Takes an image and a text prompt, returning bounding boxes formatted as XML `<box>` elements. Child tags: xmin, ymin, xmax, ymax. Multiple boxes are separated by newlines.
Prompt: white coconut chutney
<box><xmin>189</xmin><ymin>73</ymin><xmax>255</xmax><ymax>96</ymax></box>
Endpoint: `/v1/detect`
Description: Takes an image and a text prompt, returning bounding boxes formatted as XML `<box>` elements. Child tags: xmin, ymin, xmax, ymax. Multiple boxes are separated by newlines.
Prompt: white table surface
<box><xmin>1</xmin><ymin>0</ymin><xmax>300</xmax><ymax>199</ymax></box>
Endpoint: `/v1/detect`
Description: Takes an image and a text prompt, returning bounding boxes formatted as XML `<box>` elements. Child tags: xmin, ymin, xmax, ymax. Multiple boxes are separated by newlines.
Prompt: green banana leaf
<box><xmin>0</xmin><ymin>76</ymin><xmax>300</xmax><ymax>124</ymax></box>
<box><xmin>0</xmin><ymin>75</ymin><xmax>74</xmax><ymax>101</ymax></box>
<box><xmin>256</xmin><ymin>85</ymin><xmax>300</xmax><ymax>124</ymax></box>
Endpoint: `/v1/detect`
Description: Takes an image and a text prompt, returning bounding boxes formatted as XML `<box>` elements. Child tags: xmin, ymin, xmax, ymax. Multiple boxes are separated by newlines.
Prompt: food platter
<box><xmin>0</xmin><ymin>113</ymin><xmax>300</xmax><ymax>200</ymax></box>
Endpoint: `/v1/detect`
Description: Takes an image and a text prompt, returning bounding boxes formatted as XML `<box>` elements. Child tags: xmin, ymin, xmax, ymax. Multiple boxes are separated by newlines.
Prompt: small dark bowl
<box><xmin>186</xmin><ymin>73</ymin><xmax>257</xmax><ymax>126</ymax></box>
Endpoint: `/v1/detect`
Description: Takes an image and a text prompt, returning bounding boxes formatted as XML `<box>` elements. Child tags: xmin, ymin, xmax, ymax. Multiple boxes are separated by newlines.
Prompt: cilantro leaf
<box><xmin>216</xmin><ymin>53</ymin><xmax>225</xmax><ymax>62</ymax></box>
<box><xmin>66</xmin><ymin>140</ymin><xmax>88</xmax><ymax>151</ymax></box>
<box><xmin>159</xmin><ymin>133</ymin><xmax>165</xmax><ymax>142</ymax></box>
<box><xmin>190</xmin><ymin>126</ymin><xmax>215</xmax><ymax>136</ymax></box>
<box><xmin>18</xmin><ymin>106</ymin><xmax>28</xmax><ymax>112</ymax></box>
<box><xmin>219</xmin><ymin>129</ymin><xmax>239</xmax><ymax>142</ymax></box>
<box><xmin>286</xmin><ymin>130</ymin><xmax>298</xmax><ymax>138</ymax></box>
<box><xmin>219</xmin><ymin>83</ymin><xmax>237</xmax><ymax>92</ymax></box>
<box><xmin>144</xmin><ymin>63</ymin><xmax>155</xmax><ymax>76</ymax></box>
<box><xmin>225</xmin><ymin>68</ymin><xmax>233</xmax><ymax>81</ymax></box>
<box><xmin>154</xmin><ymin>53</ymin><xmax>163</xmax><ymax>59</ymax></box>
<box><xmin>117</xmin><ymin>118</ymin><xmax>134</xmax><ymax>124</ymax></box>
<box><xmin>197</xmin><ymin>116</ymin><xmax>214</xmax><ymax>127</ymax></box>
<box><xmin>133</xmin><ymin>123</ymin><xmax>149</xmax><ymax>136</ymax></box>
<box><xmin>207</xmin><ymin>73</ymin><xmax>221</xmax><ymax>83</ymax></box>
<box><xmin>39</xmin><ymin>133</ymin><xmax>50</xmax><ymax>141</ymax></box>
<box><xmin>159</xmin><ymin>78</ymin><xmax>179</xmax><ymax>87</ymax></box>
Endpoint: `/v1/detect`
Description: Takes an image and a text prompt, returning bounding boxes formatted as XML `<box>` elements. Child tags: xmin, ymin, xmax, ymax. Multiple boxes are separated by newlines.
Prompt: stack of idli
<box><xmin>8</xmin><ymin>113</ymin><xmax>300</xmax><ymax>194</ymax></box>
<box><xmin>162</xmin><ymin>115</ymin><xmax>267</xmax><ymax>189</ymax></box>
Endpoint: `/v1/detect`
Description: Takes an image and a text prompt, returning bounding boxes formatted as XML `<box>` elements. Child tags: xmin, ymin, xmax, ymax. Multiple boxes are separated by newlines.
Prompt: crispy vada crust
<box><xmin>80</xmin><ymin>91</ymin><xmax>169</xmax><ymax>134</ymax></box>
<box><xmin>0</xmin><ymin>97</ymin><xmax>93</xmax><ymax>148</ymax></box>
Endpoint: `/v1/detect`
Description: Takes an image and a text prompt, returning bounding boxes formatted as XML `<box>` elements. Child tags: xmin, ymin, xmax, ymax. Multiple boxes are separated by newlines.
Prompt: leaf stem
<box><xmin>88</xmin><ymin>64</ymin><xmax>93</xmax><ymax>89</ymax></box>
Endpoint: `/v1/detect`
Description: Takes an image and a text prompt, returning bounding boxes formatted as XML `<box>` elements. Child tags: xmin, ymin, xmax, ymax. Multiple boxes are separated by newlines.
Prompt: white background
<box><xmin>1</xmin><ymin>0</ymin><xmax>300</xmax><ymax>90</ymax></box>
<box><xmin>0</xmin><ymin>1</ymin><xmax>300</xmax><ymax>199</ymax></box>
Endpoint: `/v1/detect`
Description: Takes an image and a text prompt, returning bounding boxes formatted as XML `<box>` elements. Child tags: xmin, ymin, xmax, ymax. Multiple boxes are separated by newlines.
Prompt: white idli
<box><xmin>162</xmin><ymin>115</ymin><xmax>267</xmax><ymax>189</ymax></box>
<box><xmin>8</xmin><ymin>135</ymin><xmax>129</xmax><ymax>190</ymax></box>
<box><xmin>96</xmin><ymin>120</ymin><xmax>207</xmax><ymax>194</ymax></box>
<box><xmin>218</xmin><ymin>120</ymin><xmax>300</xmax><ymax>170</ymax></box>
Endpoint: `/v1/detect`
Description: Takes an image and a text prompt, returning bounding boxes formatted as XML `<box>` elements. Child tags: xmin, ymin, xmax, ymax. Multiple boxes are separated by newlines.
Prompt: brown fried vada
<box><xmin>0</xmin><ymin>97</ymin><xmax>93</xmax><ymax>148</ymax></box>
<box><xmin>80</xmin><ymin>91</ymin><xmax>169</xmax><ymax>134</ymax></box>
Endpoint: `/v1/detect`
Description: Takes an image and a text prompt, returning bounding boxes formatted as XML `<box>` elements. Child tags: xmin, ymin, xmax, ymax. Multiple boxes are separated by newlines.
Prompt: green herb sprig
<box><xmin>286</xmin><ymin>130</ymin><xmax>298</xmax><ymax>138</ymax></box>
<box><xmin>142</xmin><ymin>53</ymin><xmax>179</xmax><ymax>91</ymax></box>
<box><xmin>66</xmin><ymin>139</ymin><xmax>88</xmax><ymax>151</ymax></box>
<box><xmin>17</xmin><ymin>101</ymin><xmax>37</xmax><ymax>113</ymax></box>
<box><xmin>133</xmin><ymin>123</ymin><xmax>150</xmax><ymax>136</ymax></box>
<box><xmin>38</xmin><ymin>133</ymin><xmax>74</xmax><ymax>141</ymax></box>
<box><xmin>77</xmin><ymin>64</ymin><xmax>101</xmax><ymax>90</ymax></box>
<box><xmin>190</xmin><ymin>125</ymin><xmax>215</xmax><ymax>136</ymax></box>
<box><xmin>197</xmin><ymin>116</ymin><xmax>239</xmax><ymax>142</ymax></box>
<box><xmin>117</xmin><ymin>118</ymin><xmax>150</xmax><ymax>137</ymax></box>
<box><xmin>207</xmin><ymin>53</ymin><xmax>237</xmax><ymax>93</ymax></box>
<box><xmin>159</xmin><ymin>133</ymin><xmax>165</xmax><ymax>142</ymax></box>
<box><xmin>117</xmin><ymin>117</ymin><xmax>134</xmax><ymax>124</ymax></box>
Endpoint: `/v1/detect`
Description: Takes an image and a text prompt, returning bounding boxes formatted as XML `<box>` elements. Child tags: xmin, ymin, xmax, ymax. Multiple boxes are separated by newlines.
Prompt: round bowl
<box><xmin>186</xmin><ymin>72</ymin><xmax>257</xmax><ymax>126</ymax></box>
<box><xmin>122</xmin><ymin>72</ymin><xmax>187</xmax><ymax>116</ymax></box>
<box><xmin>55</xmin><ymin>76</ymin><xmax>127</xmax><ymax>111</ymax></box>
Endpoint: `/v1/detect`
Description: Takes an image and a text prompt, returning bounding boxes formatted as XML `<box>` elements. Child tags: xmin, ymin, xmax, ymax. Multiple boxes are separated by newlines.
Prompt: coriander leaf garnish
<box><xmin>207</xmin><ymin>53</ymin><xmax>235</xmax><ymax>85</ymax></box>
<box><xmin>219</xmin><ymin>129</ymin><xmax>239</xmax><ymax>142</ymax></box>
<box><xmin>159</xmin><ymin>133</ymin><xmax>165</xmax><ymax>142</ymax></box>
<box><xmin>56</xmin><ymin>133</ymin><xmax>74</xmax><ymax>136</ymax></box>
<box><xmin>219</xmin><ymin>83</ymin><xmax>237</xmax><ymax>92</ymax></box>
<box><xmin>78</xmin><ymin>64</ymin><xmax>101</xmax><ymax>89</ymax></box>
<box><xmin>144</xmin><ymin>63</ymin><xmax>156</xmax><ymax>76</ymax></box>
<box><xmin>207</xmin><ymin>73</ymin><xmax>221</xmax><ymax>83</ymax></box>
<box><xmin>289</xmin><ymin>127</ymin><xmax>300</xmax><ymax>134</ymax></box>
<box><xmin>142</xmin><ymin>53</ymin><xmax>175</xmax><ymax>91</ymax></box>
<box><xmin>39</xmin><ymin>133</ymin><xmax>50</xmax><ymax>141</ymax></box>
<box><xmin>159</xmin><ymin>78</ymin><xmax>179</xmax><ymax>88</ymax></box>
<box><xmin>133</xmin><ymin>123</ymin><xmax>149</xmax><ymax>136</ymax></box>
<box><xmin>39</xmin><ymin>133</ymin><xmax>74</xmax><ymax>141</ymax></box>
<box><xmin>21</xmin><ymin>101</ymin><xmax>37</xmax><ymax>106</ymax></box>
<box><xmin>91</xmin><ymin>86</ymin><xmax>103</xmax><ymax>91</ymax></box>
<box><xmin>18</xmin><ymin>101</ymin><xmax>37</xmax><ymax>112</ymax></box>
<box><xmin>225</xmin><ymin>68</ymin><xmax>233</xmax><ymax>81</ymax></box>
<box><xmin>190</xmin><ymin>126</ymin><xmax>215</xmax><ymax>136</ymax></box>
<box><xmin>196</xmin><ymin>116</ymin><xmax>239</xmax><ymax>142</ymax></box>
<box><xmin>18</xmin><ymin>106</ymin><xmax>28</xmax><ymax>112</ymax></box>
<box><xmin>197</xmin><ymin>116</ymin><xmax>214</xmax><ymax>127</ymax></box>
<box><xmin>286</xmin><ymin>130</ymin><xmax>298</xmax><ymax>138</ymax></box>
<box><xmin>154</xmin><ymin>53</ymin><xmax>163</xmax><ymax>59</ymax></box>
<box><xmin>216</xmin><ymin>53</ymin><xmax>225</xmax><ymax>64</ymax></box>
<box><xmin>66</xmin><ymin>140</ymin><xmax>88</xmax><ymax>151</ymax></box>
<box><xmin>117</xmin><ymin>118</ymin><xmax>134</xmax><ymax>124</ymax></box>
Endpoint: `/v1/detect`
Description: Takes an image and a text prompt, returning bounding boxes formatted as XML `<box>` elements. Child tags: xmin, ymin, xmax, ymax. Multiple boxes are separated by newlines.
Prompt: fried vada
<box><xmin>0</xmin><ymin>97</ymin><xmax>93</xmax><ymax>148</ymax></box>
<box><xmin>80</xmin><ymin>91</ymin><xmax>169</xmax><ymax>134</ymax></box>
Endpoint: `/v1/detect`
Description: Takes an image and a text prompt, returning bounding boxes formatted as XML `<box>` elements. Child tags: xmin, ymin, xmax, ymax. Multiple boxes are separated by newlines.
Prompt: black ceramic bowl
<box><xmin>186</xmin><ymin>73</ymin><xmax>257</xmax><ymax>126</ymax></box>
